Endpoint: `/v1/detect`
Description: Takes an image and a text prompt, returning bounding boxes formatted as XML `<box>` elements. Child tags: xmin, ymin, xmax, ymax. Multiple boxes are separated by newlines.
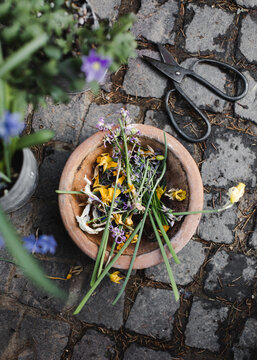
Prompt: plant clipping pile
<box><xmin>56</xmin><ymin>109</ymin><xmax>246</xmax><ymax>314</ymax></box>
<box><xmin>73</xmin><ymin>109</ymin><xmax>186</xmax><ymax>313</ymax></box>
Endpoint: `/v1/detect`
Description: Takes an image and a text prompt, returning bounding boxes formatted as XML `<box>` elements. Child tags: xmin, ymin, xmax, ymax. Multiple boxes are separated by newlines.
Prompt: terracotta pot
<box><xmin>58</xmin><ymin>124</ymin><xmax>203</xmax><ymax>269</ymax></box>
<box><xmin>0</xmin><ymin>148</ymin><xmax>38</xmax><ymax>213</ymax></box>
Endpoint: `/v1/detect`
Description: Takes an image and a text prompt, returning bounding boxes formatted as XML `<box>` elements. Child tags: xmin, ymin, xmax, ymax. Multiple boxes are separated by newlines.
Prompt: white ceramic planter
<box><xmin>0</xmin><ymin>148</ymin><xmax>38</xmax><ymax>213</ymax></box>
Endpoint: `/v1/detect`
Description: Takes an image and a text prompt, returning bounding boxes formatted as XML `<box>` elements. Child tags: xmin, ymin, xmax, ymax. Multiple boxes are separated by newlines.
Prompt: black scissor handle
<box><xmin>191</xmin><ymin>59</ymin><xmax>248</xmax><ymax>101</ymax></box>
<box><xmin>165</xmin><ymin>85</ymin><xmax>211</xmax><ymax>143</ymax></box>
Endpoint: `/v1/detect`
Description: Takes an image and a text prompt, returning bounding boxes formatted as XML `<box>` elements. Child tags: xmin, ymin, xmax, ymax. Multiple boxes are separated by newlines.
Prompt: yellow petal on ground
<box><xmin>156</xmin><ymin>185</ymin><xmax>166</xmax><ymax>200</ymax></box>
<box><xmin>109</xmin><ymin>271</ymin><xmax>124</xmax><ymax>284</ymax></box>
<box><xmin>228</xmin><ymin>182</ymin><xmax>246</xmax><ymax>204</ymax></box>
<box><xmin>113</xmin><ymin>213</ymin><xmax>123</xmax><ymax>225</ymax></box>
<box><xmin>125</xmin><ymin>215</ymin><xmax>133</xmax><ymax>226</ymax></box>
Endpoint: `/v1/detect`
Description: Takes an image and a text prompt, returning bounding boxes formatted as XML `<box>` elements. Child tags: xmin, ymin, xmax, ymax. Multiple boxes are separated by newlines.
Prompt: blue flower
<box><xmin>0</xmin><ymin>236</ymin><xmax>5</xmax><ymax>249</ymax></box>
<box><xmin>0</xmin><ymin>111</ymin><xmax>24</xmax><ymax>143</ymax></box>
<box><xmin>23</xmin><ymin>234</ymin><xmax>57</xmax><ymax>255</ymax></box>
<box><xmin>81</xmin><ymin>50</ymin><xmax>112</xmax><ymax>83</ymax></box>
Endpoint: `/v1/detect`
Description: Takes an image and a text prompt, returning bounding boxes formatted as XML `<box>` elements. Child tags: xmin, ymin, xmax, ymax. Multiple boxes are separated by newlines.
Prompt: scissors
<box><xmin>142</xmin><ymin>44</ymin><xmax>248</xmax><ymax>143</ymax></box>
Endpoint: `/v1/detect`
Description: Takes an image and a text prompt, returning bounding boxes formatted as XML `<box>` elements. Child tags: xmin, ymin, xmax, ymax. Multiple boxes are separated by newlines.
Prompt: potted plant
<box><xmin>0</xmin><ymin>0</ymin><xmax>137</xmax><ymax>105</ymax></box>
<box><xmin>57</xmin><ymin>109</ymin><xmax>246</xmax><ymax>313</ymax></box>
<box><xmin>0</xmin><ymin>0</ymin><xmax>137</xmax><ymax>299</ymax></box>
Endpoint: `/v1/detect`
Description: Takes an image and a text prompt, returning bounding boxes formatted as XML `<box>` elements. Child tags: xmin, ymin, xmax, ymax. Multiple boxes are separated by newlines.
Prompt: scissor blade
<box><xmin>157</xmin><ymin>43</ymin><xmax>178</xmax><ymax>66</ymax></box>
<box><xmin>142</xmin><ymin>55</ymin><xmax>185</xmax><ymax>83</ymax></box>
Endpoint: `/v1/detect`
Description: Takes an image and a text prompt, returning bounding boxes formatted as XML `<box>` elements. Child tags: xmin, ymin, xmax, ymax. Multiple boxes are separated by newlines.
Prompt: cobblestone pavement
<box><xmin>1</xmin><ymin>1</ymin><xmax>257</xmax><ymax>359</ymax></box>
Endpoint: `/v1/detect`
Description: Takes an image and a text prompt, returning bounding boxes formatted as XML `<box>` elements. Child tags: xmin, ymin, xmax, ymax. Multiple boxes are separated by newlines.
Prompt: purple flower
<box><xmin>81</xmin><ymin>50</ymin><xmax>112</xmax><ymax>83</ymax></box>
<box><xmin>0</xmin><ymin>111</ymin><xmax>24</xmax><ymax>143</ymax></box>
<box><xmin>0</xmin><ymin>236</ymin><xmax>5</xmax><ymax>249</ymax></box>
<box><xmin>96</xmin><ymin>117</ymin><xmax>105</xmax><ymax>130</ymax></box>
<box><xmin>109</xmin><ymin>224</ymin><xmax>126</xmax><ymax>244</ymax></box>
<box><xmin>23</xmin><ymin>234</ymin><xmax>57</xmax><ymax>255</ymax></box>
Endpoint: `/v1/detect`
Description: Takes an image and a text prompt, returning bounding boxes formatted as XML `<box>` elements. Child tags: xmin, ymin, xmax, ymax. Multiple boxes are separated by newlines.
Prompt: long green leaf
<box><xmin>16</xmin><ymin>130</ymin><xmax>55</xmax><ymax>150</ymax></box>
<box><xmin>112</xmin><ymin>132</ymin><xmax>169</xmax><ymax>305</ymax></box>
<box><xmin>149</xmin><ymin>212</ymin><xmax>179</xmax><ymax>301</ymax></box>
<box><xmin>0</xmin><ymin>33</ymin><xmax>48</xmax><ymax>78</ymax></box>
<box><xmin>73</xmin><ymin>222</ymin><xmax>142</xmax><ymax>315</ymax></box>
<box><xmin>152</xmin><ymin>207</ymin><xmax>180</xmax><ymax>264</ymax></box>
<box><xmin>90</xmin><ymin>162</ymin><xmax>121</xmax><ymax>286</ymax></box>
<box><xmin>0</xmin><ymin>206</ymin><xmax>66</xmax><ymax>300</ymax></box>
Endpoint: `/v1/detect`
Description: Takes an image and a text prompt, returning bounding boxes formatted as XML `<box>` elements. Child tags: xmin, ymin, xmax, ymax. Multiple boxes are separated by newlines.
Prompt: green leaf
<box><xmin>0</xmin><ymin>33</ymin><xmax>48</xmax><ymax>78</ymax></box>
<box><xmin>44</xmin><ymin>46</ymin><xmax>62</xmax><ymax>60</ymax></box>
<box><xmin>16</xmin><ymin>130</ymin><xmax>55</xmax><ymax>150</ymax></box>
<box><xmin>0</xmin><ymin>205</ymin><xmax>66</xmax><ymax>299</ymax></box>
<box><xmin>149</xmin><ymin>212</ymin><xmax>179</xmax><ymax>301</ymax></box>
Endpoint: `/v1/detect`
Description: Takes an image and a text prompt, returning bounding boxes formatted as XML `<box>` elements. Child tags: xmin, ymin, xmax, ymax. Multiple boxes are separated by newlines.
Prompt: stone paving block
<box><xmin>35</xmin><ymin>146</ymin><xmax>71</xmax><ymax>200</ymax></box>
<box><xmin>33</xmin><ymin>92</ymin><xmax>93</xmax><ymax>144</ymax></box>
<box><xmin>145</xmin><ymin>240</ymin><xmax>206</xmax><ymax>285</ymax></box>
<box><xmin>234</xmin><ymin>71</ymin><xmax>257</xmax><ymax>125</ymax></box>
<box><xmin>198</xmin><ymin>192</ymin><xmax>237</xmax><ymax>244</ymax></box>
<box><xmin>123</xmin><ymin>49</ymin><xmax>168</xmax><ymax>98</ymax></box>
<box><xmin>185</xmin><ymin>5</ymin><xmax>234</xmax><ymax>53</ymax></box>
<box><xmin>9</xmin><ymin>200</ymin><xmax>37</xmax><ymax>236</ymax></box>
<box><xmin>248</xmin><ymin>223</ymin><xmax>257</xmax><ymax>250</ymax></box>
<box><xmin>235</xmin><ymin>0</ymin><xmax>257</xmax><ymax>8</ymax></box>
<box><xmin>75</xmin><ymin>276</ymin><xmax>125</xmax><ymax>330</ymax></box>
<box><xmin>125</xmin><ymin>287</ymin><xmax>179</xmax><ymax>339</ymax></box>
<box><xmin>232</xmin><ymin>318</ymin><xmax>257</xmax><ymax>360</ymax></box>
<box><xmin>203</xmin><ymin>250</ymin><xmax>257</xmax><ymax>302</ymax></box>
<box><xmin>239</xmin><ymin>15</ymin><xmax>257</xmax><ymax>63</ymax></box>
<box><xmin>0</xmin><ymin>248</ymin><xmax>12</xmax><ymax>293</ymax></box>
<box><xmin>131</xmin><ymin>0</ymin><xmax>178</xmax><ymax>44</ymax></box>
<box><xmin>0</xmin><ymin>309</ymin><xmax>22</xmax><ymax>354</ymax></box>
<box><xmin>201</xmin><ymin>127</ymin><xmax>257</xmax><ymax>188</ymax></box>
<box><xmin>19</xmin><ymin>315</ymin><xmax>70</xmax><ymax>360</ymax></box>
<box><xmin>179</xmin><ymin>58</ymin><xmax>228</xmax><ymax>113</ymax></box>
<box><xmin>185</xmin><ymin>297</ymin><xmax>229</xmax><ymax>352</ymax></box>
<box><xmin>90</xmin><ymin>0</ymin><xmax>120</xmax><ymax>21</ymax></box>
<box><xmin>72</xmin><ymin>329</ymin><xmax>115</xmax><ymax>360</ymax></box>
<box><xmin>9</xmin><ymin>260</ymin><xmax>72</xmax><ymax>313</ymax></box>
<box><xmin>124</xmin><ymin>343</ymin><xmax>172</xmax><ymax>360</ymax></box>
<box><xmin>144</xmin><ymin>110</ymin><xmax>195</xmax><ymax>155</ymax></box>
<box><xmin>79</xmin><ymin>103</ymin><xmax>140</xmax><ymax>143</ymax></box>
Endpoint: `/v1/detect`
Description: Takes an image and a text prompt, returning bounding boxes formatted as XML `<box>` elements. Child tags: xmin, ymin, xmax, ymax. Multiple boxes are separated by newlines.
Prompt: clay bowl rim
<box><xmin>58</xmin><ymin>124</ymin><xmax>203</xmax><ymax>270</ymax></box>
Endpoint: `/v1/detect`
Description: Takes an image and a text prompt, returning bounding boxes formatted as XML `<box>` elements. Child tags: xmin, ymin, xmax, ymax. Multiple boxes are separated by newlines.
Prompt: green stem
<box><xmin>172</xmin><ymin>204</ymin><xmax>233</xmax><ymax>216</ymax></box>
<box><xmin>152</xmin><ymin>207</ymin><xmax>180</xmax><ymax>264</ymax></box>
<box><xmin>105</xmin><ymin>241</ymin><xmax>116</xmax><ymax>267</ymax></box>
<box><xmin>137</xmin><ymin>159</ymin><xmax>149</xmax><ymax>197</ymax></box>
<box><xmin>0</xmin><ymin>171</ymin><xmax>11</xmax><ymax>183</ymax></box>
<box><xmin>90</xmin><ymin>162</ymin><xmax>121</xmax><ymax>285</ymax></box>
<box><xmin>3</xmin><ymin>142</ymin><xmax>11</xmax><ymax>179</ymax></box>
<box><xmin>112</xmin><ymin>132</ymin><xmax>169</xmax><ymax>305</ymax></box>
<box><xmin>0</xmin><ymin>257</ymin><xmax>16</xmax><ymax>265</ymax></box>
<box><xmin>0</xmin><ymin>33</ymin><xmax>48</xmax><ymax>78</ymax></box>
<box><xmin>73</xmin><ymin>222</ymin><xmax>142</xmax><ymax>315</ymax></box>
<box><xmin>149</xmin><ymin>212</ymin><xmax>179</xmax><ymax>301</ymax></box>
<box><xmin>118</xmin><ymin>118</ymin><xmax>132</xmax><ymax>186</ymax></box>
<box><xmin>56</xmin><ymin>190</ymin><xmax>84</xmax><ymax>195</ymax></box>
